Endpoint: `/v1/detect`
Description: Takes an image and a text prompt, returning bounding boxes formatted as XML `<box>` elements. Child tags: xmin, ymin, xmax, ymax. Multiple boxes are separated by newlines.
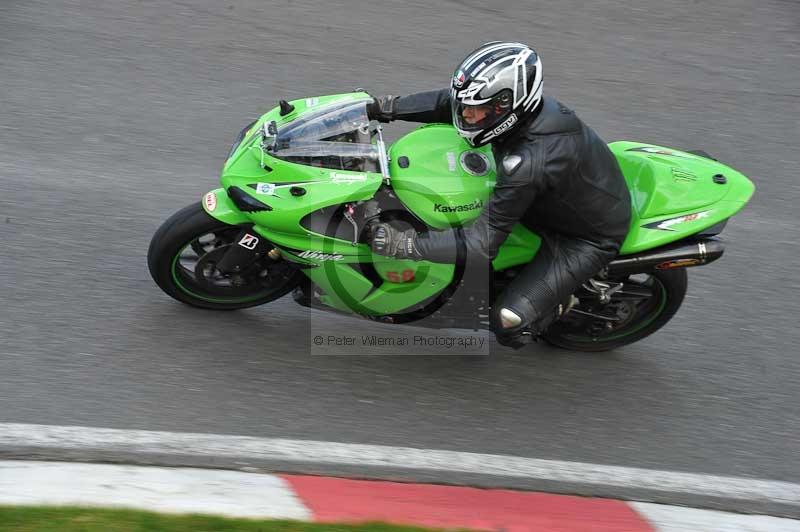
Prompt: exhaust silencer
<box><xmin>607</xmin><ymin>239</ymin><xmax>724</xmax><ymax>276</ymax></box>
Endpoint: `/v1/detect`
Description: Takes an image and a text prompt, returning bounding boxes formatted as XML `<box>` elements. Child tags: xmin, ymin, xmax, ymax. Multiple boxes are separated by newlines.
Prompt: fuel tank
<box><xmin>388</xmin><ymin>125</ymin><xmax>497</xmax><ymax>229</ymax></box>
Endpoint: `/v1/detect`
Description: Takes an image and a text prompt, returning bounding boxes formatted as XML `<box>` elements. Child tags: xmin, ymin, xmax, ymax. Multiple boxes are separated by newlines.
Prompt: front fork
<box><xmin>201</xmin><ymin>188</ymin><xmax>281</xmax><ymax>274</ymax></box>
<box><xmin>215</xmin><ymin>228</ymin><xmax>274</xmax><ymax>274</ymax></box>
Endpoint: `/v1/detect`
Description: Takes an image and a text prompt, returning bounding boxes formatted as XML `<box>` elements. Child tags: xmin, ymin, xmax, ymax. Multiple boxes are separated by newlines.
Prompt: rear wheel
<box><xmin>542</xmin><ymin>269</ymin><xmax>687</xmax><ymax>352</ymax></box>
<box><xmin>147</xmin><ymin>203</ymin><xmax>304</xmax><ymax>310</ymax></box>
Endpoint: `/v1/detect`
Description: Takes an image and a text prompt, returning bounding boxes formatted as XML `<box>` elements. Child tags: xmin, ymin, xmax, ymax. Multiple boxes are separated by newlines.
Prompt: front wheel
<box><xmin>542</xmin><ymin>269</ymin><xmax>688</xmax><ymax>352</ymax></box>
<box><xmin>147</xmin><ymin>203</ymin><xmax>304</xmax><ymax>310</ymax></box>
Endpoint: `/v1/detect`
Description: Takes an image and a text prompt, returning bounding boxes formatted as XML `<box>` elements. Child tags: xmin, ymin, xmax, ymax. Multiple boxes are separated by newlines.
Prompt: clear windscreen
<box><xmin>271</xmin><ymin>99</ymin><xmax>380</xmax><ymax>171</ymax></box>
<box><xmin>273</xmin><ymin>141</ymin><xmax>379</xmax><ymax>158</ymax></box>
<box><xmin>272</xmin><ymin>141</ymin><xmax>380</xmax><ymax>172</ymax></box>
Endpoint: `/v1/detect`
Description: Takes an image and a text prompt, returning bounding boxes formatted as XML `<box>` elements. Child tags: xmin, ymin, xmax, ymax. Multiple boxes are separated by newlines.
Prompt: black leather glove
<box><xmin>366</xmin><ymin>94</ymin><xmax>398</xmax><ymax>123</ymax></box>
<box><xmin>370</xmin><ymin>222</ymin><xmax>422</xmax><ymax>260</ymax></box>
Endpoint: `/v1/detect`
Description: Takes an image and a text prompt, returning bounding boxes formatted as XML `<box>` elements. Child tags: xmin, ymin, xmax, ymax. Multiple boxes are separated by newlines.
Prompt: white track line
<box><xmin>1</xmin><ymin>423</ymin><xmax>798</xmax><ymax>507</ymax></box>
<box><xmin>0</xmin><ymin>461</ymin><xmax>312</xmax><ymax>519</ymax></box>
<box><xmin>632</xmin><ymin>503</ymin><xmax>800</xmax><ymax>532</ymax></box>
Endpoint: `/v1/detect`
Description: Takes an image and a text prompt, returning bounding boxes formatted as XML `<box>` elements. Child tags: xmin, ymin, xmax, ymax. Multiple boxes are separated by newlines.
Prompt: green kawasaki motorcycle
<box><xmin>147</xmin><ymin>92</ymin><xmax>754</xmax><ymax>351</ymax></box>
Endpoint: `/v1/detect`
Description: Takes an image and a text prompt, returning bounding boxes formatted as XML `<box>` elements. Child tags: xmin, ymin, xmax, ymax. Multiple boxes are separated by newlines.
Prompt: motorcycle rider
<box><xmin>367</xmin><ymin>42</ymin><xmax>632</xmax><ymax>349</ymax></box>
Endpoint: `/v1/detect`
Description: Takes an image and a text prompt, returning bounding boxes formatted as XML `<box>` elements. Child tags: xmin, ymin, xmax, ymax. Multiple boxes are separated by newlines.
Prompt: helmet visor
<box><xmin>452</xmin><ymin>90</ymin><xmax>513</xmax><ymax>132</ymax></box>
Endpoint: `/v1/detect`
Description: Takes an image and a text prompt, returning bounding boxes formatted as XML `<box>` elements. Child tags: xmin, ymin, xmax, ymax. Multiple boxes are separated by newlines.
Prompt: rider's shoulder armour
<box><xmin>496</xmin><ymin>142</ymin><xmax>537</xmax><ymax>185</ymax></box>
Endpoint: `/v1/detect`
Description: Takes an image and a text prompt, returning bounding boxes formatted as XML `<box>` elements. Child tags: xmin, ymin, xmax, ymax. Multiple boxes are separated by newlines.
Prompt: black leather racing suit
<box><xmin>382</xmin><ymin>89</ymin><xmax>632</xmax><ymax>345</ymax></box>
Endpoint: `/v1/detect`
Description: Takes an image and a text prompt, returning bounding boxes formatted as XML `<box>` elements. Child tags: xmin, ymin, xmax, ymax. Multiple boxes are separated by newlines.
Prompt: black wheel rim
<box><xmin>170</xmin><ymin>228</ymin><xmax>297</xmax><ymax>304</ymax></box>
<box><xmin>547</xmin><ymin>273</ymin><xmax>669</xmax><ymax>343</ymax></box>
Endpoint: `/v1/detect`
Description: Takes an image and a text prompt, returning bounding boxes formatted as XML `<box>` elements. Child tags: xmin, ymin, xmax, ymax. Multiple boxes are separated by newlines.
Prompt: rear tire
<box><xmin>542</xmin><ymin>269</ymin><xmax>688</xmax><ymax>352</ymax></box>
<box><xmin>147</xmin><ymin>203</ymin><xmax>304</xmax><ymax>310</ymax></box>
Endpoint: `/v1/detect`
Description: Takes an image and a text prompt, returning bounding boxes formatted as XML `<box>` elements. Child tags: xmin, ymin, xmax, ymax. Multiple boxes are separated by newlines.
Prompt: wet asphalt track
<box><xmin>1</xmin><ymin>0</ymin><xmax>799</xmax><ymax>504</ymax></box>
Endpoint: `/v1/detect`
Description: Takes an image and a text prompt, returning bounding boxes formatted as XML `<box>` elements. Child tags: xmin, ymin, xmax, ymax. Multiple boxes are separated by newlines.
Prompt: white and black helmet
<box><xmin>450</xmin><ymin>42</ymin><xmax>543</xmax><ymax>147</ymax></box>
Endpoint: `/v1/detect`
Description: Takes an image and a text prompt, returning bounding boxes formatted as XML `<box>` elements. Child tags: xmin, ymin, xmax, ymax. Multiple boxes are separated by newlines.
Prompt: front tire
<box><xmin>147</xmin><ymin>203</ymin><xmax>304</xmax><ymax>310</ymax></box>
<box><xmin>542</xmin><ymin>269</ymin><xmax>688</xmax><ymax>352</ymax></box>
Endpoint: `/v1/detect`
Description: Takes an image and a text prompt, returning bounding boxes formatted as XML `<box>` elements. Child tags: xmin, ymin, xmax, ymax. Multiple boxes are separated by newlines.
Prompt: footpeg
<box><xmin>555</xmin><ymin>295</ymin><xmax>580</xmax><ymax>319</ymax></box>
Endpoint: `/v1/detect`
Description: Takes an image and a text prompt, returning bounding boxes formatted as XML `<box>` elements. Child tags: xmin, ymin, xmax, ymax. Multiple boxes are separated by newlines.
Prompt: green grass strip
<box><xmin>0</xmin><ymin>506</ymin><xmax>467</xmax><ymax>532</ymax></box>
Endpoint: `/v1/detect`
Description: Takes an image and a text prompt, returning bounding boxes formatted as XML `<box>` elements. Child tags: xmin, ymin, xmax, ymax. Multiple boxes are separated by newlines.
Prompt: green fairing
<box><xmin>610</xmin><ymin>141</ymin><xmax>755</xmax><ymax>253</ymax></box>
<box><xmin>201</xmin><ymin>187</ymin><xmax>250</xmax><ymax>226</ymax></box>
<box><xmin>205</xmin><ymin>93</ymin><xmax>754</xmax><ymax>317</ymax></box>
<box><xmin>303</xmin><ymin>260</ymin><xmax>455</xmax><ymax>315</ymax></box>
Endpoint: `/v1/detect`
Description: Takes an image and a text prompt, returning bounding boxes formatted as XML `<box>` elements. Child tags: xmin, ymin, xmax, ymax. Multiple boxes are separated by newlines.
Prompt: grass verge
<box><xmin>0</xmin><ymin>506</ymin><xmax>463</xmax><ymax>532</ymax></box>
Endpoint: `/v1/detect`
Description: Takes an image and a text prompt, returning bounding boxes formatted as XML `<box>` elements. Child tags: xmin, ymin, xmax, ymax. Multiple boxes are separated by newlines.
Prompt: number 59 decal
<box><xmin>385</xmin><ymin>269</ymin><xmax>415</xmax><ymax>283</ymax></box>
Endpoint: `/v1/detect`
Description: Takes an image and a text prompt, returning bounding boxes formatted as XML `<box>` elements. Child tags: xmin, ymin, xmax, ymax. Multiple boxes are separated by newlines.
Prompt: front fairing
<box><xmin>223</xmin><ymin>92</ymin><xmax>375</xmax><ymax>172</ymax></box>
<box><xmin>217</xmin><ymin>93</ymin><xmax>383</xmax><ymax>255</ymax></box>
